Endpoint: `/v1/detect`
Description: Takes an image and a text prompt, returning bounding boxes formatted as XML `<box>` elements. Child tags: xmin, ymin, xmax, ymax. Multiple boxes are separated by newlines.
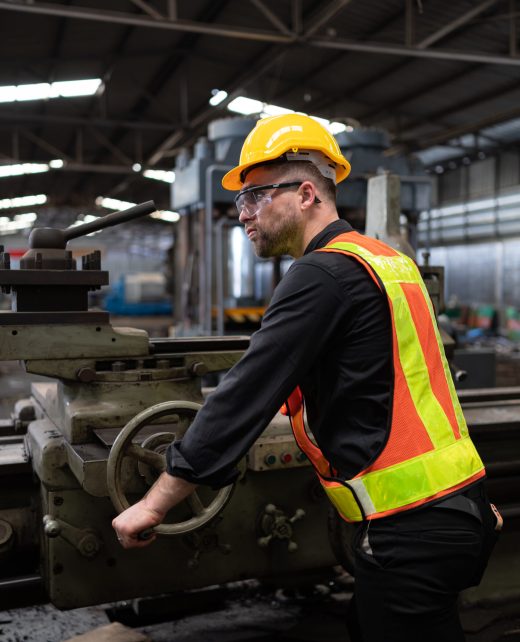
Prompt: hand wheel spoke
<box><xmin>126</xmin><ymin>443</ymin><xmax>166</xmax><ymax>472</ymax></box>
<box><xmin>186</xmin><ymin>491</ymin><xmax>206</xmax><ymax>515</ymax></box>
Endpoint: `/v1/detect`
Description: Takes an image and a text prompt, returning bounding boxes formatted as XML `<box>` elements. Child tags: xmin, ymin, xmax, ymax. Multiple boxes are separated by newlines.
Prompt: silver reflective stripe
<box><xmin>349</xmin><ymin>478</ymin><xmax>377</xmax><ymax>516</ymax></box>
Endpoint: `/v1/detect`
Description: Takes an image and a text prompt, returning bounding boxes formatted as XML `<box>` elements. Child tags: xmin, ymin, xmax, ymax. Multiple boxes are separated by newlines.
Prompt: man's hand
<box><xmin>112</xmin><ymin>472</ymin><xmax>197</xmax><ymax>548</ymax></box>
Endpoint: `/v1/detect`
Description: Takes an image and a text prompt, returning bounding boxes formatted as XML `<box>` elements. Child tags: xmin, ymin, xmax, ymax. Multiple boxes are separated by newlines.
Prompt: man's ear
<box><xmin>299</xmin><ymin>181</ymin><xmax>316</xmax><ymax>210</ymax></box>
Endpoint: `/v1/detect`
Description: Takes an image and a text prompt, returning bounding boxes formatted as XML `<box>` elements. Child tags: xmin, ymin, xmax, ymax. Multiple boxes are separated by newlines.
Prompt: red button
<box><xmin>281</xmin><ymin>453</ymin><xmax>292</xmax><ymax>464</ymax></box>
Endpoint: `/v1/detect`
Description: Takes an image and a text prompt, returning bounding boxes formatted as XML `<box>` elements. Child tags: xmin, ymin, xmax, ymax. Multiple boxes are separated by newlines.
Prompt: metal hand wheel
<box><xmin>107</xmin><ymin>400</ymin><xmax>233</xmax><ymax>535</ymax></box>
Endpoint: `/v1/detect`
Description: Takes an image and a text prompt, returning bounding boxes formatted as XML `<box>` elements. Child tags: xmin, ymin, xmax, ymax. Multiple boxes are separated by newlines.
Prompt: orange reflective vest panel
<box><xmin>284</xmin><ymin>231</ymin><xmax>485</xmax><ymax>522</ymax></box>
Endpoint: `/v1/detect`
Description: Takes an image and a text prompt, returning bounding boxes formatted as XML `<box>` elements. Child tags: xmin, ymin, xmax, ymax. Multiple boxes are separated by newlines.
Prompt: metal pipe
<box><xmin>215</xmin><ymin>218</ymin><xmax>227</xmax><ymax>337</ymax></box>
<box><xmin>204</xmin><ymin>165</ymin><xmax>232</xmax><ymax>336</ymax></box>
<box><xmin>215</xmin><ymin>218</ymin><xmax>244</xmax><ymax>336</ymax></box>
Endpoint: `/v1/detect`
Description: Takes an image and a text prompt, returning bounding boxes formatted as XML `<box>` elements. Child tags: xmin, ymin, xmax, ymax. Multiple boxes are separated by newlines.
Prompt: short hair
<box><xmin>243</xmin><ymin>159</ymin><xmax>337</xmax><ymax>203</ymax></box>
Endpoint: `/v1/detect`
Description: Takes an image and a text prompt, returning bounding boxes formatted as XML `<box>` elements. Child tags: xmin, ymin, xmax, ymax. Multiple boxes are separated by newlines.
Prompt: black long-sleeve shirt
<box><xmin>166</xmin><ymin>219</ymin><xmax>393</xmax><ymax>487</ymax></box>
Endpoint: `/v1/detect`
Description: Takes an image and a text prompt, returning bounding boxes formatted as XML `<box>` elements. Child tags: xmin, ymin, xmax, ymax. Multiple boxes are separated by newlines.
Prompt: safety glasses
<box><xmin>234</xmin><ymin>181</ymin><xmax>303</xmax><ymax>215</ymax></box>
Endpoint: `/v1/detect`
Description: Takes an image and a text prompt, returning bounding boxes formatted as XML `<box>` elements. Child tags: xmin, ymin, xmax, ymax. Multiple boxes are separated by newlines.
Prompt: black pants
<box><xmin>346</xmin><ymin>483</ymin><xmax>499</xmax><ymax>642</ymax></box>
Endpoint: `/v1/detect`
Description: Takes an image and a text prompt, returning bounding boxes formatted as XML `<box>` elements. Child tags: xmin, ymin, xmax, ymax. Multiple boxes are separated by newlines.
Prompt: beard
<box><xmin>251</xmin><ymin>207</ymin><xmax>301</xmax><ymax>258</ymax></box>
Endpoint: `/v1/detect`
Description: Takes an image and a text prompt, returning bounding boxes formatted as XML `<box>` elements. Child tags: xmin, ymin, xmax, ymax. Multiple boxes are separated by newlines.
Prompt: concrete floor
<box><xmin>1</xmin><ymin>581</ymin><xmax>520</xmax><ymax>642</ymax></box>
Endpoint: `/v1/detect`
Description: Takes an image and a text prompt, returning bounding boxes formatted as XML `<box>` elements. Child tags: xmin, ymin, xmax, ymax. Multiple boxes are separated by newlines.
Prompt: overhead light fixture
<box><xmin>143</xmin><ymin>169</ymin><xmax>175</xmax><ymax>184</ymax></box>
<box><xmin>0</xmin><ymin>194</ymin><xmax>47</xmax><ymax>210</ymax></box>
<box><xmin>49</xmin><ymin>159</ymin><xmax>65</xmax><ymax>169</ymax></box>
<box><xmin>96</xmin><ymin>196</ymin><xmax>180</xmax><ymax>223</ymax></box>
<box><xmin>0</xmin><ymin>163</ymin><xmax>50</xmax><ymax>178</ymax></box>
<box><xmin>132</xmin><ymin>163</ymin><xmax>142</xmax><ymax>172</ymax></box>
<box><xmin>150</xmin><ymin>210</ymin><xmax>180</xmax><ymax>223</ymax></box>
<box><xmin>260</xmin><ymin>104</ymin><xmax>294</xmax><ymax>117</ymax></box>
<box><xmin>95</xmin><ymin>196</ymin><xmax>136</xmax><ymax>210</ymax></box>
<box><xmin>209</xmin><ymin>89</ymin><xmax>228</xmax><ymax>106</ymax></box>
<box><xmin>0</xmin><ymin>78</ymin><xmax>103</xmax><ymax>104</ymax></box>
<box><xmin>215</xmin><ymin>95</ymin><xmax>356</xmax><ymax>136</ymax></box>
<box><xmin>0</xmin><ymin>212</ymin><xmax>38</xmax><ymax>235</ymax></box>
<box><xmin>227</xmin><ymin>96</ymin><xmax>264</xmax><ymax>115</ymax></box>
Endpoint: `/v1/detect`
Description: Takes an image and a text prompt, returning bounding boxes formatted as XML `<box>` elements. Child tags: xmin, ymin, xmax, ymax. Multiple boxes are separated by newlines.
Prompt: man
<box><xmin>113</xmin><ymin>114</ymin><xmax>500</xmax><ymax>641</ymax></box>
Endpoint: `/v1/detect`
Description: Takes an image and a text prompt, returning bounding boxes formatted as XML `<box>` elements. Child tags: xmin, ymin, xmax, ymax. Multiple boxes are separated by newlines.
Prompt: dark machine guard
<box><xmin>0</xmin><ymin>198</ymin><xmax>518</xmax><ymax>609</ymax></box>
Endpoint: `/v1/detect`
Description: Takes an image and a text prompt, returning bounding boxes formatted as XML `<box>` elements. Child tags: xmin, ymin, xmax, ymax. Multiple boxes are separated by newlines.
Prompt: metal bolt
<box><xmin>78</xmin><ymin>533</ymin><xmax>100</xmax><ymax>559</ymax></box>
<box><xmin>111</xmin><ymin>361</ymin><xmax>126</xmax><ymax>372</ymax></box>
<box><xmin>77</xmin><ymin>367</ymin><xmax>97</xmax><ymax>383</ymax></box>
<box><xmin>0</xmin><ymin>519</ymin><xmax>14</xmax><ymax>549</ymax></box>
<box><xmin>43</xmin><ymin>515</ymin><xmax>61</xmax><ymax>538</ymax></box>
<box><xmin>189</xmin><ymin>362</ymin><xmax>208</xmax><ymax>377</ymax></box>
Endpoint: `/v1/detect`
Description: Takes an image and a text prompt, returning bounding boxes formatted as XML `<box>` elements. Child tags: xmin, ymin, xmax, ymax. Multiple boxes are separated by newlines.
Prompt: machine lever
<box><xmin>27</xmin><ymin>201</ymin><xmax>157</xmax><ymax>249</ymax></box>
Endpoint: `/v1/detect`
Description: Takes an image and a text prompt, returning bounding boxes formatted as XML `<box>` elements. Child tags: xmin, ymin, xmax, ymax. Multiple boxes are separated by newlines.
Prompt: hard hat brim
<box><xmin>222</xmin><ymin>158</ymin><xmax>351</xmax><ymax>191</ymax></box>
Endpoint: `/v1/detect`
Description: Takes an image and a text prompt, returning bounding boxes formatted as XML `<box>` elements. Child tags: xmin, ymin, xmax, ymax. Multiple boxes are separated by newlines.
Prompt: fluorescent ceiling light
<box><xmin>227</xmin><ymin>96</ymin><xmax>264</xmax><ymax>115</ymax></box>
<box><xmin>209</xmin><ymin>89</ymin><xmax>228</xmax><ymax>106</ymax></box>
<box><xmin>95</xmin><ymin>196</ymin><xmax>136</xmax><ymax>210</ymax></box>
<box><xmin>49</xmin><ymin>159</ymin><xmax>64</xmax><ymax>169</ymax></box>
<box><xmin>311</xmin><ymin>115</ymin><xmax>330</xmax><ymax>128</ymax></box>
<box><xmin>0</xmin><ymin>194</ymin><xmax>47</xmax><ymax>210</ymax></box>
<box><xmin>96</xmin><ymin>196</ymin><xmax>180</xmax><ymax>223</ymax></box>
<box><xmin>0</xmin><ymin>212</ymin><xmax>38</xmax><ymax>235</ymax></box>
<box><xmin>143</xmin><ymin>169</ymin><xmax>175</xmax><ymax>184</ymax></box>
<box><xmin>217</xmin><ymin>95</ymin><xmax>355</xmax><ymax>136</ymax></box>
<box><xmin>329</xmin><ymin>122</ymin><xmax>347</xmax><ymax>135</ymax></box>
<box><xmin>150</xmin><ymin>210</ymin><xmax>180</xmax><ymax>223</ymax></box>
<box><xmin>51</xmin><ymin>79</ymin><xmax>102</xmax><ymax>97</ymax></box>
<box><xmin>0</xmin><ymin>78</ymin><xmax>102</xmax><ymax>104</ymax></box>
<box><xmin>261</xmin><ymin>104</ymin><xmax>294</xmax><ymax>117</ymax></box>
<box><xmin>0</xmin><ymin>163</ymin><xmax>49</xmax><ymax>178</ymax></box>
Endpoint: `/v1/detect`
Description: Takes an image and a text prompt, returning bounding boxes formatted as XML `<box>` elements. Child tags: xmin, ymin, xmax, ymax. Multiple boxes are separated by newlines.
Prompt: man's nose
<box><xmin>239</xmin><ymin>206</ymin><xmax>254</xmax><ymax>224</ymax></box>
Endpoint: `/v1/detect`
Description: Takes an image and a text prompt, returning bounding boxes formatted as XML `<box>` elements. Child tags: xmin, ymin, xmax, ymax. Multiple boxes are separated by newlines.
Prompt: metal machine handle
<box><xmin>63</xmin><ymin>201</ymin><xmax>157</xmax><ymax>241</ymax></box>
<box><xmin>28</xmin><ymin>200</ymin><xmax>157</xmax><ymax>249</ymax></box>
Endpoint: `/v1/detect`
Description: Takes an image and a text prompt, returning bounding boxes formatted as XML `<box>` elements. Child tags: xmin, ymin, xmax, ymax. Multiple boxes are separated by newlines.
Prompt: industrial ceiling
<box><xmin>1</xmin><ymin>0</ymin><xmax>520</xmax><ymax>215</ymax></box>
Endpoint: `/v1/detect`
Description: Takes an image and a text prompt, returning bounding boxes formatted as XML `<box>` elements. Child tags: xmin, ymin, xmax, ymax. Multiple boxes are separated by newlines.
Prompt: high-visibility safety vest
<box><xmin>283</xmin><ymin>231</ymin><xmax>485</xmax><ymax>522</ymax></box>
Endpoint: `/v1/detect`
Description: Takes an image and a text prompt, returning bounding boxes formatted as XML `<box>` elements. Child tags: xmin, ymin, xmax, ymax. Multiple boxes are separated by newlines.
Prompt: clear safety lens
<box><xmin>234</xmin><ymin>181</ymin><xmax>302</xmax><ymax>215</ymax></box>
<box><xmin>235</xmin><ymin>190</ymin><xmax>271</xmax><ymax>215</ymax></box>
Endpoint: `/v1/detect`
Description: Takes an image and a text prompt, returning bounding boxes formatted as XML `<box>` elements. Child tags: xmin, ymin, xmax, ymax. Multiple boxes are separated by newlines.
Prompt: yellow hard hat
<box><xmin>221</xmin><ymin>113</ymin><xmax>351</xmax><ymax>190</ymax></box>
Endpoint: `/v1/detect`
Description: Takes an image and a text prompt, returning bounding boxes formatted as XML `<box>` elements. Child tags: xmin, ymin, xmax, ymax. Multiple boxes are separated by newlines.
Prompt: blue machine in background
<box><xmin>103</xmin><ymin>273</ymin><xmax>172</xmax><ymax>316</ymax></box>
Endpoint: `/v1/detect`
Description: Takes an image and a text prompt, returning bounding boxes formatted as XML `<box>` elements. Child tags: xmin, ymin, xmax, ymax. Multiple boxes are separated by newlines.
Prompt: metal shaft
<box><xmin>63</xmin><ymin>201</ymin><xmax>157</xmax><ymax>241</ymax></box>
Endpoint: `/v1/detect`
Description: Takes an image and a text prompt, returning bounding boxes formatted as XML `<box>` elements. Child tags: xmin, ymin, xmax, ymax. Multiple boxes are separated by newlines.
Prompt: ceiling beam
<box><xmin>358</xmin><ymin>64</ymin><xmax>481</xmax><ymax>124</ymax></box>
<box><xmin>88</xmin><ymin>128</ymin><xmax>133</xmax><ymax>165</ymax></box>
<box><xmin>388</xmin><ymin>104</ymin><xmax>520</xmax><ymax>153</ymax></box>
<box><xmin>0</xmin><ymin>111</ymin><xmax>176</xmax><ymax>132</ymax></box>
<box><xmin>0</xmin><ymin>1</ymin><xmax>293</xmax><ymax>44</ymax></box>
<box><xmin>391</xmin><ymin>77</ymin><xmax>520</xmax><ymax>144</ymax></box>
<box><xmin>18</xmin><ymin>128</ymin><xmax>71</xmax><ymax>161</ymax></box>
<box><xmin>146</xmin><ymin>50</ymin><xmax>290</xmax><ymax>166</ymax></box>
<box><xmin>303</xmin><ymin>0</ymin><xmax>353</xmax><ymax>38</ymax></box>
<box><xmin>249</xmin><ymin>0</ymin><xmax>294</xmax><ymax>37</ymax></box>
<box><xmin>2</xmin><ymin>2</ymin><xmax>520</xmax><ymax>66</ymax></box>
<box><xmin>128</xmin><ymin>0</ymin><xmax>164</xmax><ymax>20</ymax></box>
<box><xmin>416</xmin><ymin>0</ymin><xmax>500</xmax><ymax>49</ymax></box>
<box><xmin>308</xmin><ymin>36</ymin><xmax>520</xmax><ymax>66</ymax></box>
